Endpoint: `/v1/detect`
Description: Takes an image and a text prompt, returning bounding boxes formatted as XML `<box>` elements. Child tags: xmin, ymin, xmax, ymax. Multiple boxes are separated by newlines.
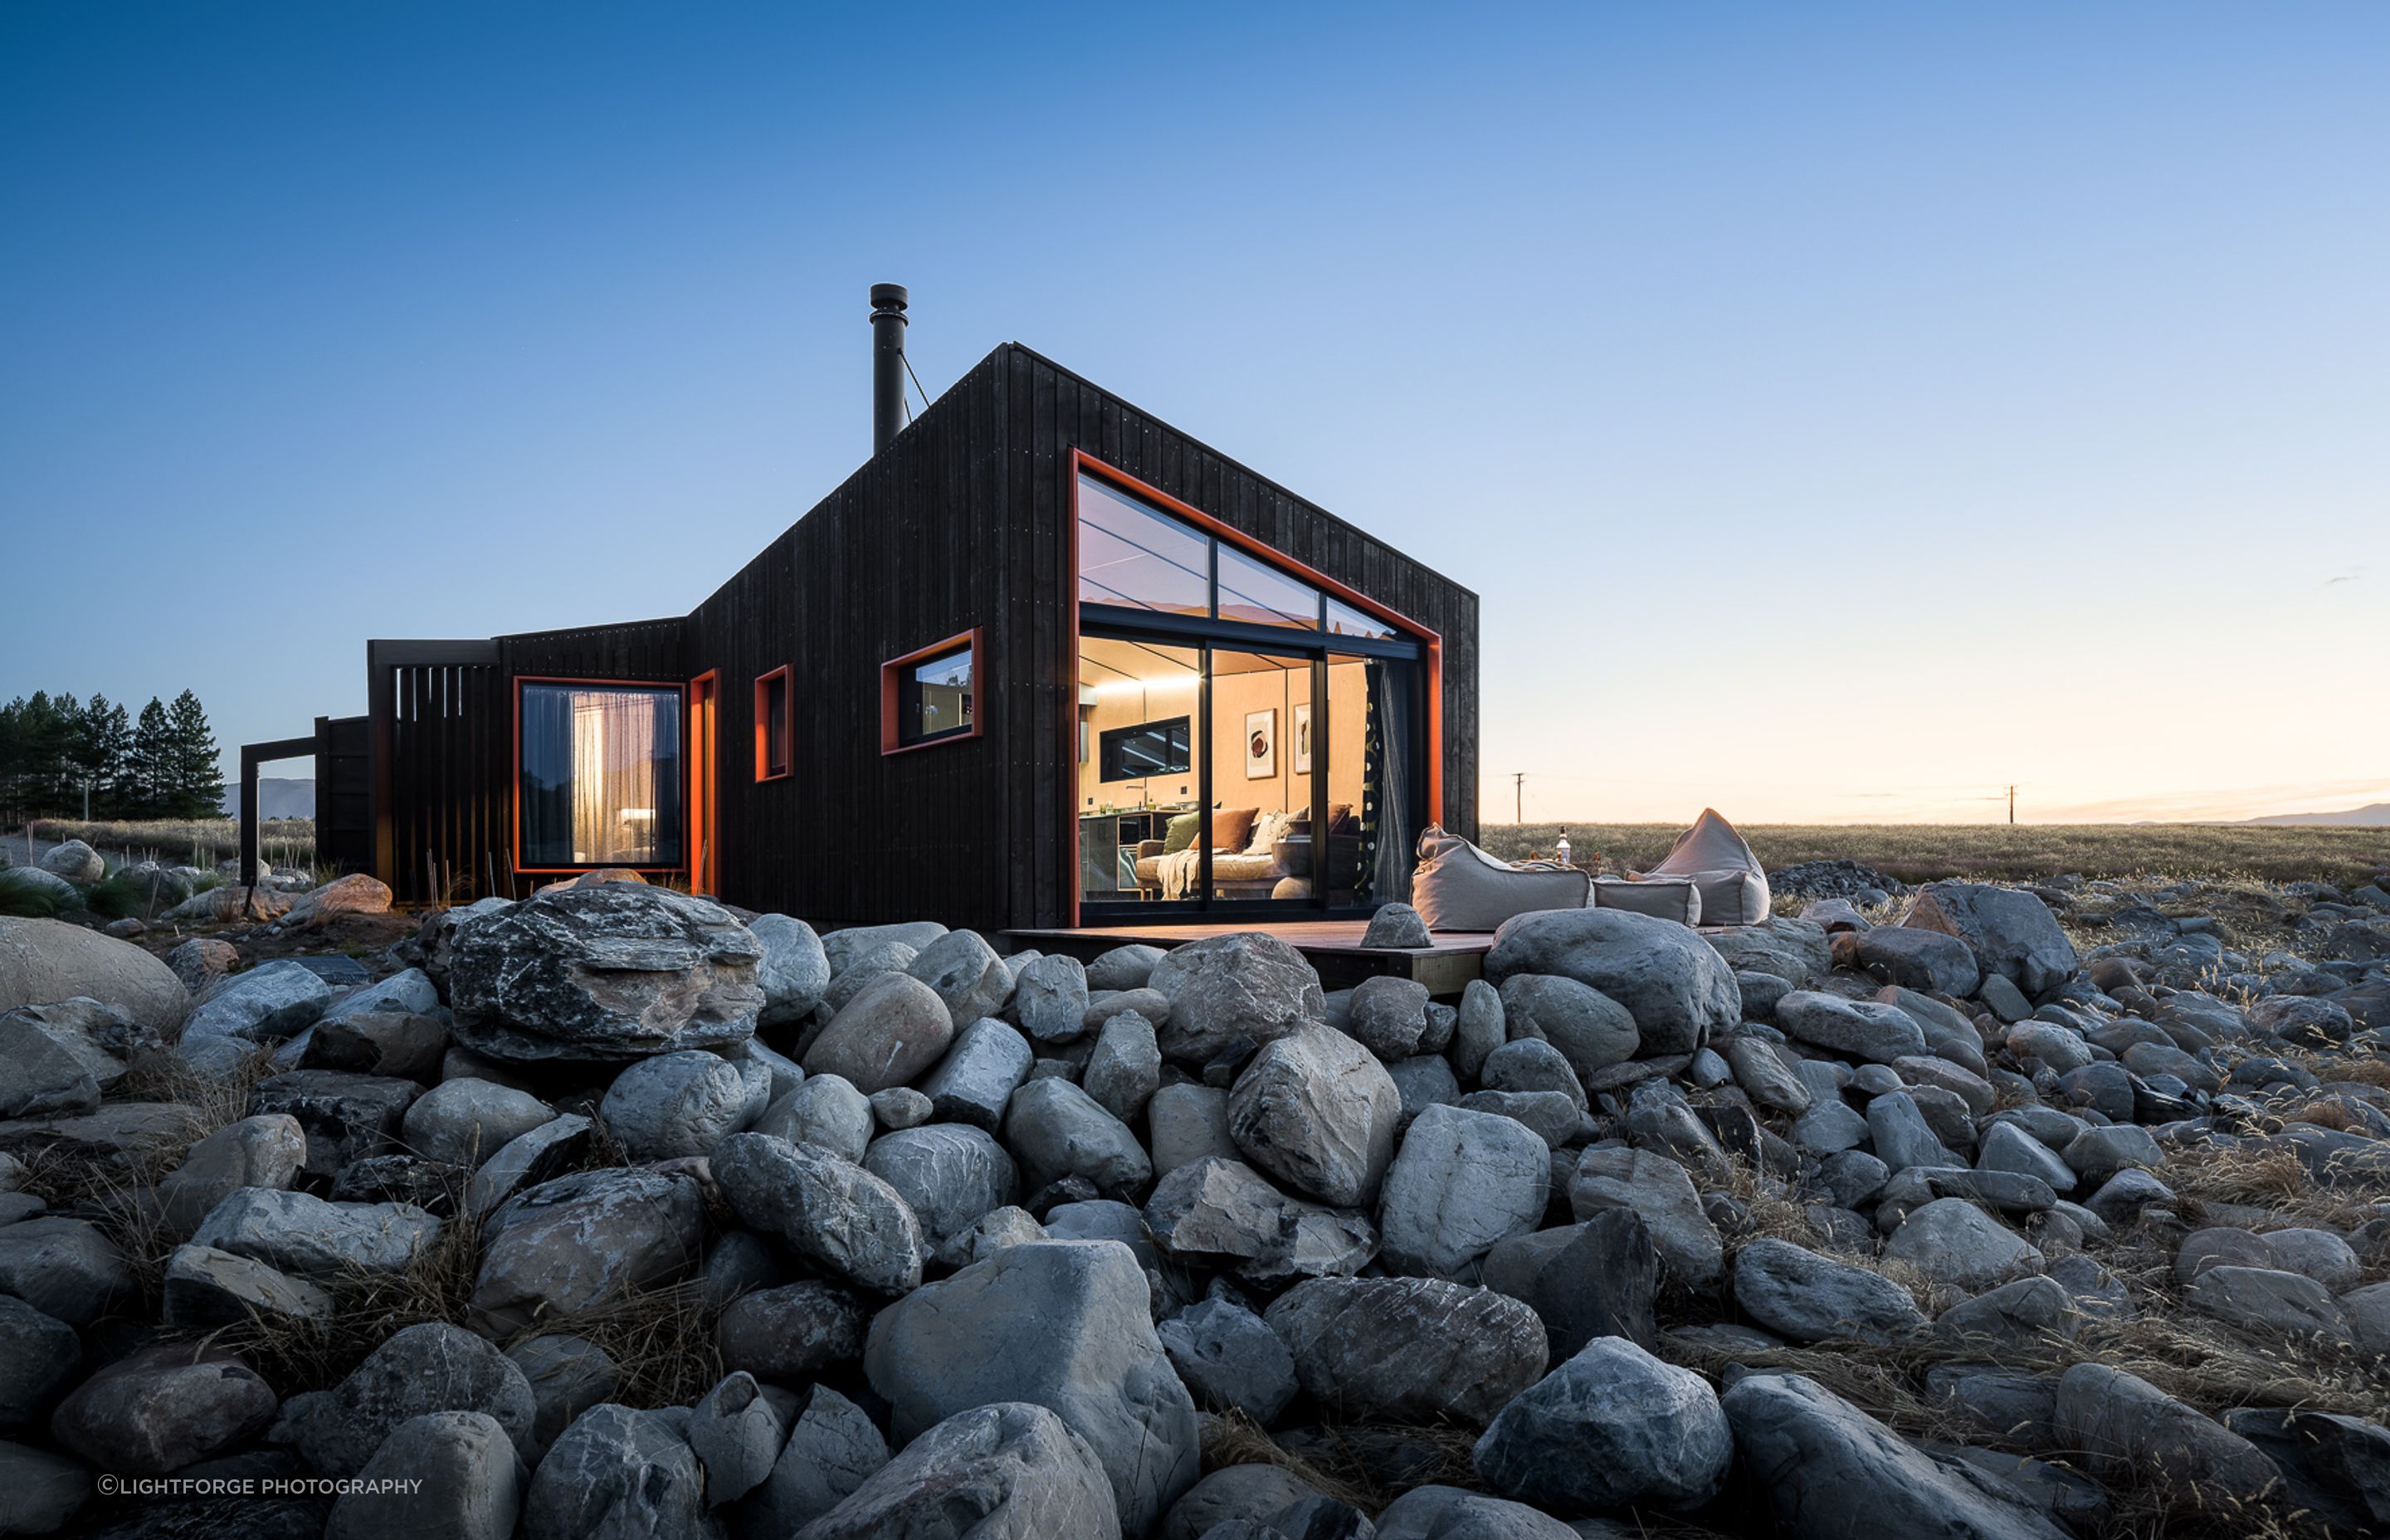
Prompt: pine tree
<box><xmin>0</xmin><ymin>698</ymin><xmax>25</xmax><ymax>825</ymax></box>
<box><xmin>13</xmin><ymin>693</ymin><xmax>74</xmax><ymax>820</ymax></box>
<box><xmin>71</xmin><ymin>695</ymin><xmax>134</xmax><ymax>818</ymax></box>
<box><xmin>129</xmin><ymin>697</ymin><xmax>173</xmax><ymax>819</ymax></box>
<box><xmin>163</xmin><ymin>690</ymin><xmax>223</xmax><ymax>817</ymax></box>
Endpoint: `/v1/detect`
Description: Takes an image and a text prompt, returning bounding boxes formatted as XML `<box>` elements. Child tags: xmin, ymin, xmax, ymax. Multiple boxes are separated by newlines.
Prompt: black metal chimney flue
<box><xmin>870</xmin><ymin>283</ymin><xmax>909</xmax><ymax>455</ymax></box>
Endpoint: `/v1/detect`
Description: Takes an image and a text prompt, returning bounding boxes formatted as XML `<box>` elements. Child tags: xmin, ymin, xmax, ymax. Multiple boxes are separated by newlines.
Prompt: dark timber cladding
<box><xmin>680</xmin><ymin>343</ymin><xmax>1478</xmax><ymax>933</ymax></box>
<box><xmin>358</xmin><ymin>340</ymin><xmax>1477</xmax><ymax>933</ymax></box>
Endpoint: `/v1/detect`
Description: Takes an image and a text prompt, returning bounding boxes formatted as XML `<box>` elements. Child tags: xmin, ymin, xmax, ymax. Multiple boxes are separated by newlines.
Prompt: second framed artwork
<box><xmin>1293</xmin><ymin>702</ymin><xmax>1313</xmax><ymax>774</ymax></box>
<box><xmin>1245</xmin><ymin>709</ymin><xmax>1276</xmax><ymax>778</ymax></box>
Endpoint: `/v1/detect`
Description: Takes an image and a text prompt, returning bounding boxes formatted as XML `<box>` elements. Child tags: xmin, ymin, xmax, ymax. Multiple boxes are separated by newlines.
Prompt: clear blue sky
<box><xmin>5</xmin><ymin>3</ymin><xmax>2385</xmax><ymax>822</ymax></box>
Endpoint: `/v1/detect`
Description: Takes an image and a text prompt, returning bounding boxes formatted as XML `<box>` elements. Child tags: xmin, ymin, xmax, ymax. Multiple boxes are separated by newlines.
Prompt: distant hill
<box><xmin>2241</xmin><ymin>802</ymin><xmax>2390</xmax><ymax>827</ymax></box>
<box><xmin>221</xmin><ymin>777</ymin><xmax>315</xmax><ymax>820</ymax></box>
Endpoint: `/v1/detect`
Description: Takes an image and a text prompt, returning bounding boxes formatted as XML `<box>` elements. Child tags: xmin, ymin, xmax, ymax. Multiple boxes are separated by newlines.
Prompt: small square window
<box><xmin>754</xmin><ymin>666</ymin><xmax>792</xmax><ymax>782</ymax></box>
<box><xmin>880</xmin><ymin>631</ymin><xmax>982</xmax><ymax>754</ymax></box>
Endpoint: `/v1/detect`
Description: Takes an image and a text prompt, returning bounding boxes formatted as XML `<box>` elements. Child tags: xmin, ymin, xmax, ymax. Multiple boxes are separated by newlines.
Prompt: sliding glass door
<box><xmin>1073</xmin><ymin>458</ymin><xmax>1431</xmax><ymax>921</ymax></box>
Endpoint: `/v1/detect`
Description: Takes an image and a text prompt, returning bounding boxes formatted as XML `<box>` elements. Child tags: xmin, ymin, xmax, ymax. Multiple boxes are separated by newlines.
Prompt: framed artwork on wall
<box><xmin>1293</xmin><ymin>703</ymin><xmax>1314</xmax><ymax>774</ymax></box>
<box><xmin>1245</xmin><ymin>709</ymin><xmax>1276</xmax><ymax>778</ymax></box>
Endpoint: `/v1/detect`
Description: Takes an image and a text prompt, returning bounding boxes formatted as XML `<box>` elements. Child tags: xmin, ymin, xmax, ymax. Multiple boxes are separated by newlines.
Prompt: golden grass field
<box><xmin>27</xmin><ymin>816</ymin><xmax>315</xmax><ymax>865</ymax></box>
<box><xmin>1480</xmin><ymin>821</ymin><xmax>2390</xmax><ymax>887</ymax></box>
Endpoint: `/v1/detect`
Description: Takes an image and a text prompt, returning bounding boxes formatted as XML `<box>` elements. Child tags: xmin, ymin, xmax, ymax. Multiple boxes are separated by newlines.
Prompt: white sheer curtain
<box><xmin>571</xmin><ymin>690</ymin><xmax>661</xmax><ymax>863</ymax></box>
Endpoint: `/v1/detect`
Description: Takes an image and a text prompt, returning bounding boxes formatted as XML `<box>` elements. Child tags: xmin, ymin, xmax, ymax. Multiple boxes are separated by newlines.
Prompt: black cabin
<box><xmin>311</xmin><ymin>294</ymin><xmax>1479</xmax><ymax>937</ymax></box>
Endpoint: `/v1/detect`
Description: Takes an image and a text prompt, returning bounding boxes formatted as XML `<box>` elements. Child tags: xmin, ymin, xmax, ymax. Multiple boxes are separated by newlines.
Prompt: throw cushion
<box><xmin>1163</xmin><ymin>812</ymin><xmax>1201</xmax><ymax>855</ymax></box>
<box><xmin>1212</xmin><ymin>807</ymin><xmax>1259</xmax><ymax>852</ymax></box>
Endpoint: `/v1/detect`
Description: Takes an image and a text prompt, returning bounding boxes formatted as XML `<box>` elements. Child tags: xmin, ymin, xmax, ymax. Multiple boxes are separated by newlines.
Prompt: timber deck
<box><xmin>1005</xmin><ymin>919</ymin><xmax>1495</xmax><ymax>995</ymax></box>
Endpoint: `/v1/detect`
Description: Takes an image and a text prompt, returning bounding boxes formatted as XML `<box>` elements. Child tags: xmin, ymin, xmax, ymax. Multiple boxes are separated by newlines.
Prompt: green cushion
<box><xmin>1163</xmin><ymin>812</ymin><xmax>1201</xmax><ymax>855</ymax></box>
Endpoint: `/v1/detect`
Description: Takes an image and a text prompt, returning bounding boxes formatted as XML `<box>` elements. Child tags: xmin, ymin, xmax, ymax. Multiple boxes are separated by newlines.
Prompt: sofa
<box><xmin>1133</xmin><ymin>805</ymin><xmax>1363</xmax><ymax>900</ymax></box>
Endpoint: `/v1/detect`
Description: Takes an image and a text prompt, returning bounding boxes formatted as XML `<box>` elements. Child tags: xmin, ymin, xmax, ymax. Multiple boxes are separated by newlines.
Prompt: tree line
<box><xmin>0</xmin><ymin>690</ymin><xmax>224</xmax><ymax>825</ymax></box>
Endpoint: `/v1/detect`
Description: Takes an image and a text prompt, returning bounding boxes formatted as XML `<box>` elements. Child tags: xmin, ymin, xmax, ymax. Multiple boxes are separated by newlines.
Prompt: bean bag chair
<box><xmin>1591</xmin><ymin>876</ymin><xmax>1702</xmax><ymax>925</ymax></box>
<box><xmin>1634</xmin><ymin>808</ymin><xmax>1771</xmax><ymax>926</ymax></box>
<box><xmin>1411</xmin><ymin>826</ymin><xmax>1588</xmax><ymax>933</ymax></box>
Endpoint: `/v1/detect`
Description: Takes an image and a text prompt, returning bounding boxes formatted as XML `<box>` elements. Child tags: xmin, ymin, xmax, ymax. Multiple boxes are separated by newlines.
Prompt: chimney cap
<box><xmin>870</xmin><ymin>283</ymin><xmax>909</xmax><ymax>313</ymax></box>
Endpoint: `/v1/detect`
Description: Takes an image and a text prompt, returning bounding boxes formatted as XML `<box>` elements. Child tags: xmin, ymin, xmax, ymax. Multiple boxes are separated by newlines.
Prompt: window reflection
<box><xmin>1217</xmin><ymin>543</ymin><xmax>1324</xmax><ymax>629</ymax></box>
<box><xmin>1077</xmin><ymin>475</ymin><xmax>1211</xmax><ymax>616</ymax></box>
<box><xmin>1079</xmin><ymin>637</ymin><xmax>1202</xmax><ymax>904</ymax></box>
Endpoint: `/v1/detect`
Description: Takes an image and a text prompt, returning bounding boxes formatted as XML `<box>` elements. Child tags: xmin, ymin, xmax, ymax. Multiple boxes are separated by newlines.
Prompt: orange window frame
<box><xmin>754</xmin><ymin>665</ymin><xmax>793</xmax><ymax>782</ymax></box>
<box><xmin>1065</xmin><ymin>451</ymin><xmax>1445</xmax><ymax>923</ymax></box>
<box><xmin>510</xmin><ymin>675</ymin><xmax>692</xmax><ymax>876</ymax></box>
<box><xmin>880</xmin><ymin>629</ymin><xmax>984</xmax><ymax>756</ymax></box>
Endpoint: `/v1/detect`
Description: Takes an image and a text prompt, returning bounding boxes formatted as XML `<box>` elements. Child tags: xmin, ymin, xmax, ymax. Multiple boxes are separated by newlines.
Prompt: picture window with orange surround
<box><xmin>881</xmin><ymin>630</ymin><xmax>983</xmax><ymax>754</ymax></box>
<box><xmin>754</xmin><ymin>665</ymin><xmax>792</xmax><ymax>781</ymax></box>
<box><xmin>515</xmin><ymin>679</ymin><xmax>686</xmax><ymax>871</ymax></box>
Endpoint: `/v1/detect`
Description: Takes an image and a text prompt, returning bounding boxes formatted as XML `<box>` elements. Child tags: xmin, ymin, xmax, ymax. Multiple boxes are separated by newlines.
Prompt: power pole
<box><xmin>2007</xmin><ymin>785</ymin><xmax>2016</xmax><ymax>825</ymax></box>
<box><xmin>1514</xmin><ymin>772</ymin><xmax>1524</xmax><ymax>823</ymax></box>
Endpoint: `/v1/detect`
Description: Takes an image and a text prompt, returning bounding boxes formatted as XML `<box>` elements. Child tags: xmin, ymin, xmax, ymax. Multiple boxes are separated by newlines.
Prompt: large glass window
<box><xmin>1217</xmin><ymin>544</ymin><xmax>1324</xmax><ymax>629</ymax></box>
<box><xmin>1207</xmin><ymin>650</ymin><xmax>1313</xmax><ymax>900</ymax></box>
<box><xmin>898</xmin><ymin>641</ymin><xmax>974</xmax><ymax>745</ymax></box>
<box><xmin>519</xmin><ymin>682</ymin><xmax>685</xmax><ymax>868</ymax></box>
<box><xmin>1077</xmin><ymin>475</ymin><xmax>1211</xmax><ymax>616</ymax></box>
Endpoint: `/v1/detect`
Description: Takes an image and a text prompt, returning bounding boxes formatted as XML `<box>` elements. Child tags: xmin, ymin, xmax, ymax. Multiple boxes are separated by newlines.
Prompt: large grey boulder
<box><xmin>0</xmin><ymin>1294</ymin><xmax>80</xmax><ymax>1428</ymax></box>
<box><xmin>1149</xmin><ymin>1083</ymin><xmax>1237</xmax><ymax>1176</ymax></box>
<box><xmin>1731</xmin><ymin>1238</ymin><xmax>1928</xmax><ymax>1344</ymax></box>
<box><xmin>1377</xmin><ymin>1103</ymin><xmax>1548</xmax><ymax>1279</ymax></box>
<box><xmin>804</xmin><ymin>972</ymin><xmax>956</xmax><ymax>1093</ymax></box>
<box><xmin>0</xmin><ymin>1015</ymin><xmax>99</xmax><ymax>1119</ymax></box>
<box><xmin>505</xmin><ymin>1335</ymin><xmax>620</xmax><ymax>1459</ymax></box>
<box><xmin>446</xmin><ymin>885</ymin><xmax>763</xmax><ymax>1061</ymax></box>
<box><xmin>1147</xmin><ymin>933</ymin><xmax>1327</xmax><ymax>1065</ymax></box>
<box><xmin>1474</xmin><ymin>1336</ymin><xmax>1731</xmax><ymax>1514</ymax></box>
<box><xmin>0</xmin><ymin>917</ymin><xmax>188</xmax><ymax>1031</ymax></box>
<box><xmin>2053</xmin><ymin>1362</ymin><xmax>2283</xmax><ymax>1506</ymax></box>
<box><xmin>1480</xmin><ymin>1210</ymin><xmax>1660</xmax><ymax>1358</ymax></box>
<box><xmin>793</xmin><ymin>1401</ymin><xmax>1117</xmax><ymax>1540</ymax></box>
<box><xmin>326</xmin><ymin>1410</ymin><xmax>526</xmax><ymax>1540</ymax></box>
<box><xmin>754</xmin><ymin>1072</ymin><xmax>874</xmax><ymax>1162</ymax></box>
<box><xmin>1885</xmin><ymin>1198</ymin><xmax>2043</xmax><ymax>1290</ymax></box>
<box><xmin>1855</xmin><ymin>927</ymin><xmax>1982</xmax><ymax>997</ymax></box>
<box><xmin>404</xmin><ymin>1076</ymin><xmax>557</xmax><ymax>1166</ymax></box>
<box><xmin>0</xmin><ymin>1216</ymin><xmax>134</xmax><ymax>1326</ymax></box>
<box><xmin>36</xmin><ymin>840</ymin><xmax>102</xmax><ymax>884</ymax></box>
<box><xmin>51</xmin><ymin>1344</ymin><xmax>276</xmax><ymax>1475</ymax></box>
<box><xmin>281</xmin><ymin>1322</ymin><xmax>536</xmax><ymax>1477</ymax></box>
<box><xmin>685</xmin><ymin>1370</ymin><xmax>788</xmax><ymax>1504</ymax></box>
<box><xmin>740</xmin><ymin>1383</ymin><xmax>888</xmax><ymax>1536</ymax></box>
<box><xmin>1163</xmin><ymin>1466</ymin><xmax>1327</xmax><ymax>1540</ymax></box>
<box><xmin>319</xmin><ymin>967</ymin><xmax>439</xmax><ymax>1030</ymax></box>
<box><xmin>1902</xmin><ymin>883</ymin><xmax>2078</xmax><ymax>998</ymax></box>
<box><xmin>520</xmin><ymin>1403</ymin><xmax>710</xmax><ymax>1540</ymax></box>
<box><xmin>597</xmin><ymin>1050</ymin><xmax>755</xmax><ymax>1158</ymax></box>
<box><xmin>1776</xmin><ymin>991</ymin><xmax>1929</xmax><ymax>1063</ymax></box>
<box><xmin>470</xmin><ymin>1167</ymin><xmax>706</xmax><ymax>1333</ymax></box>
<box><xmin>1485</xmin><ymin>907</ymin><xmax>1739</xmax><ymax>1055</ymax></box>
<box><xmin>2186</xmin><ymin>1265</ymin><xmax>2353</xmax><ymax>1344</ymax></box>
<box><xmin>1263</xmin><ymin>1275</ymin><xmax>1548</xmax><ymax>1427</ymax></box>
<box><xmin>1013</xmin><ymin>953</ymin><xmax>1092</xmax><ymax>1045</ymax></box>
<box><xmin>1374</xmin><ymin>1485</ymin><xmax>1580</xmax><ymax>1540</ymax></box>
<box><xmin>1142</xmin><ymin>1156</ymin><xmax>1377</xmax><ymax>1286</ymax></box>
<box><xmin>750</xmin><ymin>914</ymin><xmax>832</xmax><ymax>1026</ymax></box>
<box><xmin>1724</xmin><ymin>1372</ymin><xmax>2071</xmax><ymax>1539</ymax></box>
<box><xmin>718</xmin><ymin>1281</ymin><xmax>872</xmax><ymax>1384</ymax></box>
<box><xmin>864</xmin><ymin>1240</ymin><xmax>1198</xmax><ymax>1534</ymax></box>
<box><xmin>1495</xmin><ymin>974</ymin><xmax>1639</xmax><ymax>1079</ymax></box>
<box><xmin>1003</xmin><ymin>1075</ymin><xmax>1154</xmax><ymax>1199</ymax></box>
<box><xmin>1157</xmin><ymin>1296</ymin><xmax>1300</xmax><ymax>1425</ymax></box>
<box><xmin>715</xmin><ymin>1131</ymin><xmax>925</xmax><ymax>1294</ymax></box>
<box><xmin>917</xmin><ymin>1017</ymin><xmax>1033</xmax><ymax>1130</ymax></box>
<box><xmin>1084</xmin><ymin>1010</ymin><xmax>1161</xmax><ymax>1117</ymax></box>
<box><xmin>1702</xmin><ymin>917</ymin><xmax>1833</xmax><ymax>990</ymax></box>
<box><xmin>187</xmin><ymin>961</ymin><xmax>336</xmax><ymax>1041</ymax></box>
<box><xmin>1568</xmin><ymin>1146</ymin><xmax>1723</xmax><ymax>1289</ymax></box>
<box><xmin>905</xmin><ymin>929</ymin><xmax>1014</xmax><ymax>1027</ymax></box>
<box><xmin>465</xmin><ymin>1114</ymin><xmax>595</xmax><ymax>1219</ymax></box>
<box><xmin>193</xmin><ymin>1187</ymin><xmax>440</xmax><ymax>1279</ymax></box>
<box><xmin>1227</xmin><ymin>1021</ymin><xmax>1399</xmax><ymax>1207</ymax></box>
<box><xmin>160</xmin><ymin>1243</ymin><xmax>334</xmax><ymax>1330</ymax></box>
<box><xmin>862</xmin><ymin>1123</ymin><xmax>1017</xmax><ymax>1252</ymax></box>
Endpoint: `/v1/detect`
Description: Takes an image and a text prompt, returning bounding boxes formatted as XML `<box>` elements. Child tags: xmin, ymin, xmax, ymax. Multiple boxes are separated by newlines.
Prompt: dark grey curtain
<box><xmin>1368</xmin><ymin>657</ymin><xmax>1419</xmax><ymax>904</ymax></box>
